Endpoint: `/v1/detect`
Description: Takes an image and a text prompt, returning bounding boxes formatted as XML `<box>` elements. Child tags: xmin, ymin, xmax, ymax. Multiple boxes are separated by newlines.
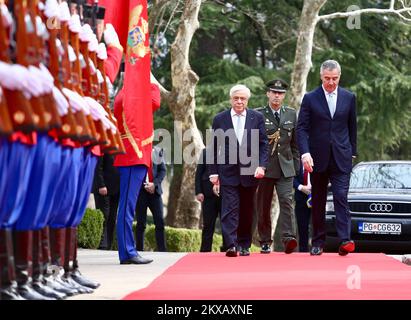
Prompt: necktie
<box><xmin>235</xmin><ymin>114</ymin><xmax>244</xmax><ymax>143</ymax></box>
<box><xmin>327</xmin><ymin>93</ymin><xmax>336</xmax><ymax>118</ymax></box>
<box><xmin>274</xmin><ymin>111</ymin><xmax>280</xmax><ymax>124</ymax></box>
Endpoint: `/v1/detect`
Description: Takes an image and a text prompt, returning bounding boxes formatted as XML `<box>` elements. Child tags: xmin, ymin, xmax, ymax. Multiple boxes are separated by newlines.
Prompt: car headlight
<box><xmin>326</xmin><ymin>201</ymin><xmax>334</xmax><ymax>212</ymax></box>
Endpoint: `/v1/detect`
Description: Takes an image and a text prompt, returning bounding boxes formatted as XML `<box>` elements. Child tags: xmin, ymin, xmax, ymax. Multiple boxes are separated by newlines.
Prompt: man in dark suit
<box><xmin>293</xmin><ymin>161</ymin><xmax>312</xmax><ymax>252</ymax></box>
<box><xmin>209</xmin><ymin>84</ymin><xmax>269</xmax><ymax>257</ymax></box>
<box><xmin>93</xmin><ymin>154</ymin><xmax>120</xmax><ymax>250</ymax></box>
<box><xmin>296</xmin><ymin>60</ymin><xmax>357</xmax><ymax>256</ymax></box>
<box><xmin>135</xmin><ymin>146</ymin><xmax>167</xmax><ymax>252</ymax></box>
<box><xmin>255</xmin><ymin>79</ymin><xmax>300</xmax><ymax>254</ymax></box>
<box><xmin>195</xmin><ymin>147</ymin><xmax>222</xmax><ymax>252</ymax></box>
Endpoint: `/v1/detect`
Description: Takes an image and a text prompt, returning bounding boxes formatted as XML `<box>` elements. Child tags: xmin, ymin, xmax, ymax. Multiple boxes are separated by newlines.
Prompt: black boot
<box><xmin>62</xmin><ymin>227</ymin><xmax>93</xmax><ymax>294</ymax></box>
<box><xmin>49</xmin><ymin>227</ymin><xmax>80</xmax><ymax>296</ymax></box>
<box><xmin>32</xmin><ymin>229</ymin><xmax>66</xmax><ymax>300</ymax></box>
<box><xmin>70</xmin><ymin>227</ymin><xmax>100</xmax><ymax>289</ymax></box>
<box><xmin>13</xmin><ymin>230</ymin><xmax>54</xmax><ymax>300</ymax></box>
<box><xmin>0</xmin><ymin>229</ymin><xmax>24</xmax><ymax>300</ymax></box>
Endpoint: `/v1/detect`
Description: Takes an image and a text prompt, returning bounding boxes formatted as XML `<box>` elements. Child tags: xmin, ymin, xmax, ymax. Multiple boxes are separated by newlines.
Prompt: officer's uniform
<box><xmin>255</xmin><ymin>79</ymin><xmax>300</xmax><ymax>253</ymax></box>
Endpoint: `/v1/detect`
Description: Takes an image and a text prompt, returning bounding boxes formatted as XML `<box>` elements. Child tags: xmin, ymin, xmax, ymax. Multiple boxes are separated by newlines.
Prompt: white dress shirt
<box><xmin>322</xmin><ymin>86</ymin><xmax>338</xmax><ymax>118</ymax></box>
<box><xmin>231</xmin><ymin>108</ymin><xmax>246</xmax><ymax>143</ymax></box>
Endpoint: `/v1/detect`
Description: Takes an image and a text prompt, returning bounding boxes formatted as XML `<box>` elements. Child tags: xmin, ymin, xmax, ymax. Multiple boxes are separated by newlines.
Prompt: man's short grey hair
<box><xmin>320</xmin><ymin>60</ymin><xmax>341</xmax><ymax>75</ymax></box>
<box><xmin>230</xmin><ymin>84</ymin><xmax>251</xmax><ymax>99</ymax></box>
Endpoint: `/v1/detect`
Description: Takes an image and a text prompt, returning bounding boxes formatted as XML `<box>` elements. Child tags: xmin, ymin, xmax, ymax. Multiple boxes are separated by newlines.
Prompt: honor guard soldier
<box><xmin>255</xmin><ymin>79</ymin><xmax>300</xmax><ymax>254</ymax></box>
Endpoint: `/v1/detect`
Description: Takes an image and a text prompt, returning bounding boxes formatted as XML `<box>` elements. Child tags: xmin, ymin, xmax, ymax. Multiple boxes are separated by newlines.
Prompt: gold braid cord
<box><xmin>267</xmin><ymin>129</ymin><xmax>280</xmax><ymax>155</ymax></box>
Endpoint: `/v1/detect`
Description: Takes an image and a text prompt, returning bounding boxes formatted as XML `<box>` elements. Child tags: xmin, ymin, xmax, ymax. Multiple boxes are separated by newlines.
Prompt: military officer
<box><xmin>255</xmin><ymin>79</ymin><xmax>300</xmax><ymax>254</ymax></box>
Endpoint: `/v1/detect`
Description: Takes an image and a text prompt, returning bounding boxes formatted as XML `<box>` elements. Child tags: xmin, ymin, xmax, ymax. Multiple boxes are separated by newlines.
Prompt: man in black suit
<box><xmin>93</xmin><ymin>154</ymin><xmax>120</xmax><ymax>250</ymax></box>
<box><xmin>296</xmin><ymin>60</ymin><xmax>357</xmax><ymax>256</ymax></box>
<box><xmin>135</xmin><ymin>146</ymin><xmax>167</xmax><ymax>252</ymax></box>
<box><xmin>209</xmin><ymin>84</ymin><xmax>269</xmax><ymax>257</ymax></box>
<box><xmin>195</xmin><ymin>147</ymin><xmax>222</xmax><ymax>252</ymax></box>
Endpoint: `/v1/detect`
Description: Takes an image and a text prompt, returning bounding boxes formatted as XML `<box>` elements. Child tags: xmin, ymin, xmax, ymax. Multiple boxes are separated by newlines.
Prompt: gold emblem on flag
<box><xmin>127</xmin><ymin>5</ymin><xmax>150</xmax><ymax>65</ymax></box>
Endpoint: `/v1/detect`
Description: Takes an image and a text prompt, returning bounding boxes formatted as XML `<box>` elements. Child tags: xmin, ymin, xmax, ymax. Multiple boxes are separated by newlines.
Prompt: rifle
<box><xmin>96</xmin><ymin>52</ymin><xmax>125</xmax><ymax>155</ymax></box>
<box><xmin>87</xmin><ymin>42</ymin><xmax>114</xmax><ymax>149</ymax></box>
<box><xmin>14</xmin><ymin>0</ymin><xmax>49</xmax><ymax>131</ymax></box>
<box><xmin>42</xmin><ymin>0</ymin><xmax>79</xmax><ymax>140</ymax></box>
<box><xmin>60</xmin><ymin>8</ymin><xmax>94</xmax><ymax>142</ymax></box>
<box><xmin>27</xmin><ymin>0</ymin><xmax>62</xmax><ymax>130</ymax></box>
<box><xmin>78</xmin><ymin>24</ymin><xmax>112</xmax><ymax>147</ymax></box>
<box><xmin>0</xmin><ymin>0</ymin><xmax>35</xmax><ymax>133</ymax></box>
<box><xmin>85</xmin><ymin>2</ymin><xmax>125</xmax><ymax>154</ymax></box>
<box><xmin>68</xmin><ymin>19</ymin><xmax>101</xmax><ymax>145</ymax></box>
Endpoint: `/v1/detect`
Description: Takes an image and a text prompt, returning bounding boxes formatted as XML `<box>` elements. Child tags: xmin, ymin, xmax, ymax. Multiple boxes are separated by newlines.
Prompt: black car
<box><xmin>325</xmin><ymin>161</ymin><xmax>411</xmax><ymax>254</ymax></box>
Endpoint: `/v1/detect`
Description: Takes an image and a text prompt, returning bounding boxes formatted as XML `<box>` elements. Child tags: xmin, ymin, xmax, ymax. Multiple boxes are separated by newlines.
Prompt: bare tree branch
<box><xmin>318</xmin><ymin>1</ymin><xmax>411</xmax><ymax>22</ymax></box>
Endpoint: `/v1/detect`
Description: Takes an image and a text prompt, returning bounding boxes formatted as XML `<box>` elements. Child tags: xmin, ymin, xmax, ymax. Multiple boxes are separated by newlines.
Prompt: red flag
<box><xmin>99</xmin><ymin>0</ymin><xmax>130</xmax><ymax>48</ymax></box>
<box><xmin>103</xmin><ymin>0</ymin><xmax>154</xmax><ymax>168</ymax></box>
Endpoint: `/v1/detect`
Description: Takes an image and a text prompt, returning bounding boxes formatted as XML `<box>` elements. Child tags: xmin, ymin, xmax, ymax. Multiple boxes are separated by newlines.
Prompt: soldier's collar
<box><xmin>266</xmin><ymin>105</ymin><xmax>283</xmax><ymax>113</ymax></box>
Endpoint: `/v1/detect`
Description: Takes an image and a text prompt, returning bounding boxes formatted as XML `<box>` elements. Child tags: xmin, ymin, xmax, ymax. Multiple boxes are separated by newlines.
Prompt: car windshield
<box><xmin>350</xmin><ymin>163</ymin><xmax>411</xmax><ymax>189</ymax></box>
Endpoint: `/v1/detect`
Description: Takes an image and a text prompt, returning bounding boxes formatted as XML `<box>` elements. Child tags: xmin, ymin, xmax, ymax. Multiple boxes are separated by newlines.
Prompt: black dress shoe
<box><xmin>225</xmin><ymin>247</ymin><xmax>237</xmax><ymax>257</ymax></box>
<box><xmin>239</xmin><ymin>247</ymin><xmax>250</xmax><ymax>256</ymax></box>
<box><xmin>120</xmin><ymin>255</ymin><xmax>153</xmax><ymax>265</ymax></box>
<box><xmin>283</xmin><ymin>237</ymin><xmax>298</xmax><ymax>254</ymax></box>
<box><xmin>310</xmin><ymin>246</ymin><xmax>323</xmax><ymax>256</ymax></box>
<box><xmin>260</xmin><ymin>243</ymin><xmax>271</xmax><ymax>254</ymax></box>
<box><xmin>338</xmin><ymin>240</ymin><xmax>355</xmax><ymax>256</ymax></box>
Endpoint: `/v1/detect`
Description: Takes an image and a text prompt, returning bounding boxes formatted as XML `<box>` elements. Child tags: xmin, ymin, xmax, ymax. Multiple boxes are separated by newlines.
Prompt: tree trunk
<box><xmin>164</xmin><ymin>0</ymin><xmax>204</xmax><ymax>228</ymax></box>
<box><xmin>289</xmin><ymin>0</ymin><xmax>327</xmax><ymax>111</ymax></box>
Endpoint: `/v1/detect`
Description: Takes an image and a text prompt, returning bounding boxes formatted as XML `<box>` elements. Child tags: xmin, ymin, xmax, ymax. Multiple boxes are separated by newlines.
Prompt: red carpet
<box><xmin>123</xmin><ymin>253</ymin><xmax>411</xmax><ymax>300</ymax></box>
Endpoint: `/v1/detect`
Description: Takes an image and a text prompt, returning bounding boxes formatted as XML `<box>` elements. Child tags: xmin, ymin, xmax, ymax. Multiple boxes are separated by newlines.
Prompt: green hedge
<box><xmin>111</xmin><ymin>224</ymin><xmax>224</xmax><ymax>252</ymax></box>
<box><xmin>77</xmin><ymin>208</ymin><xmax>104</xmax><ymax>249</ymax></box>
<box><xmin>144</xmin><ymin>225</ymin><xmax>259</xmax><ymax>253</ymax></box>
<box><xmin>146</xmin><ymin>225</ymin><xmax>204</xmax><ymax>252</ymax></box>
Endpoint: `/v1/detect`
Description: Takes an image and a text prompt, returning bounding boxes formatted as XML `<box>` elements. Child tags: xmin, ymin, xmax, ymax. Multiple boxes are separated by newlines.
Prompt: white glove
<box><xmin>26</xmin><ymin>66</ymin><xmax>45</xmax><ymax>97</ymax></box>
<box><xmin>79</xmin><ymin>24</ymin><xmax>93</xmax><ymax>43</ymax></box>
<box><xmin>52</xmin><ymin>86</ymin><xmax>69</xmax><ymax>116</ymax></box>
<box><xmin>96</xmin><ymin>70</ymin><xmax>104</xmax><ymax>84</ymax></box>
<box><xmin>67</xmin><ymin>45</ymin><xmax>77</xmax><ymax>63</ymax></box>
<box><xmin>38</xmin><ymin>64</ymin><xmax>55</xmax><ymax>94</ymax></box>
<box><xmin>88</xmin><ymin>35</ymin><xmax>99</xmax><ymax>52</ymax></box>
<box><xmin>0</xmin><ymin>61</ymin><xmax>22</xmax><ymax>90</ymax></box>
<box><xmin>44</xmin><ymin>0</ymin><xmax>60</xmax><ymax>19</ymax></box>
<box><xmin>1</xmin><ymin>4</ymin><xmax>13</xmax><ymax>27</ymax></box>
<box><xmin>68</xmin><ymin>14</ymin><xmax>81</xmax><ymax>33</ymax></box>
<box><xmin>97</xmin><ymin>43</ymin><xmax>107</xmax><ymax>60</ymax></box>
<box><xmin>59</xmin><ymin>2</ymin><xmax>71</xmax><ymax>23</ymax></box>
<box><xmin>83</xmin><ymin>96</ymin><xmax>108</xmax><ymax>122</ymax></box>
<box><xmin>62</xmin><ymin>88</ymin><xmax>90</xmax><ymax>115</ymax></box>
<box><xmin>104</xmin><ymin>24</ymin><xmax>120</xmax><ymax>47</ymax></box>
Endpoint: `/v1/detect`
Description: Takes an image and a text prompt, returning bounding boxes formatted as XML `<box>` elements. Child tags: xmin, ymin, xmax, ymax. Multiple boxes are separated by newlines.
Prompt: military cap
<box><xmin>266</xmin><ymin>79</ymin><xmax>289</xmax><ymax>93</ymax></box>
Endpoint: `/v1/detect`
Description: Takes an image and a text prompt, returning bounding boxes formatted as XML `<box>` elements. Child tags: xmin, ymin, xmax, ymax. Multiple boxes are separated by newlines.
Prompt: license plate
<box><xmin>358</xmin><ymin>222</ymin><xmax>402</xmax><ymax>235</ymax></box>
